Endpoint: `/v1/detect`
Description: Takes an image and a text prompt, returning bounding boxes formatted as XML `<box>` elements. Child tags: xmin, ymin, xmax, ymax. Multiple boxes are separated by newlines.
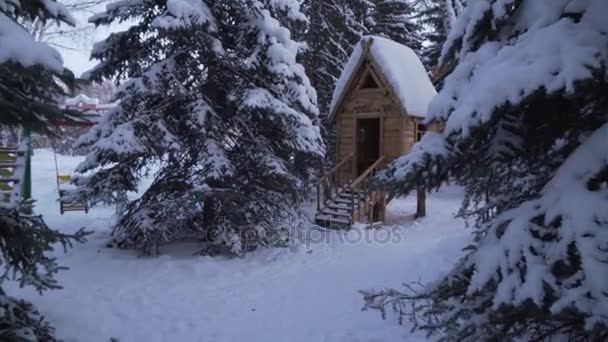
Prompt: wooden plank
<box><xmin>62</xmin><ymin>205</ymin><xmax>87</xmax><ymax>209</ymax></box>
<box><xmin>321</xmin><ymin>209</ymin><xmax>352</xmax><ymax>218</ymax></box>
<box><xmin>352</xmin><ymin>112</ymin><xmax>386</xmax><ymax>119</ymax></box>
<box><xmin>328</xmin><ymin>202</ymin><xmax>352</xmax><ymax>211</ymax></box>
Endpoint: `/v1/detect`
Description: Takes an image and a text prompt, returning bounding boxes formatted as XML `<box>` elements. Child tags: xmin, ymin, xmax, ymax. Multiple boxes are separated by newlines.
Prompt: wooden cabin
<box><xmin>315</xmin><ymin>36</ymin><xmax>439</xmax><ymax>228</ymax></box>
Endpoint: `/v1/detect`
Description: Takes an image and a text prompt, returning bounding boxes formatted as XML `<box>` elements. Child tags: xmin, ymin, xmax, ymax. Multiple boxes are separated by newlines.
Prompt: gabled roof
<box><xmin>329</xmin><ymin>36</ymin><xmax>437</xmax><ymax>120</ymax></box>
<box><xmin>65</xmin><ymin>93</ymin><xmax>100</xmax><ymax>106</ymax></box>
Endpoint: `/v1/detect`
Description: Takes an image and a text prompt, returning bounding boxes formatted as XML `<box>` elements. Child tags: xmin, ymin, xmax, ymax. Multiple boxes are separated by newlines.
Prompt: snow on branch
<box><xmin>0</xmin><ymin>12</ymin><xmax>65</xmax><ymax>71</ymax></box>
<box><xmin>375</xmin><ymin>131</ymin><xmax>450</xmax><ymax>196</ymax></box>
<box><xmin>469</xmin><ymin>122</ymin><xmax>608</xmax><ymax>329</ymax></box>
<box><xmin>152</xmin><ymin>0</ymin><xmax>217</xmax><ymax>30</ymax></box>
<box><xmin>432</xmin><ymin>0</ymin><xmax>608</xmax><ymax>136</ymax></box>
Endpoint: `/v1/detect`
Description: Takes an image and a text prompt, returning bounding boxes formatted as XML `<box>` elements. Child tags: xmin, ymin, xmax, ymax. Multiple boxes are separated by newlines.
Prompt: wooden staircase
<box><xmin>0</xmin><ymin>139</ymin><xmax>29</xmax><ymax>208</ymax></box>
<box><xmin>315</xmin><ymin>154</ymin><xmax>387</xmax><ymax>229</ymax></box>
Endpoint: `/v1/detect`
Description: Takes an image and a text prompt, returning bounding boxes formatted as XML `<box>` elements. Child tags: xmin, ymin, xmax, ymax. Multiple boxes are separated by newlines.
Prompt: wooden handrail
<box><xmin>315</xmin><ymin>154</ymin><xmax>388</xmax><ymax>225</ymax></box>
<box><xmin>0</xmin><ymin>138</ymin><xmax>29</xmax><ymax>209</ymax></box>
<box><xmin>316</xmin><ymin>152</ymin><xmax>355</xmax><ymax>186</ymax></box>
<box><xmin>349</xmin><ymin>155</ymin><xmax>386</xmax><ymax>190</ymax></box>
<box><xmin>347</xmin><ymin>155</ymin><xmax>386</xmax><ymax>225</ymax></box>
<box><xmin>316</xmin><ymin>152</ymin><xmax>357</xmax><ymax>212</ymax></box>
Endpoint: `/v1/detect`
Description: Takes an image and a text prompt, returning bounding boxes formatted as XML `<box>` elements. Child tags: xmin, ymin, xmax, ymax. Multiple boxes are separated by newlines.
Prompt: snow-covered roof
<box><xmin>65</xmin><ymin>94</ymin><xmax>100</xmax><ymax>106</ymax></box>
<box><xmin>96</xmin><ymin>102</ymin><xmax>119</xmax><ymax>110</ymax></box>
<box><xmin>329</xmin><ymin>36</ymin><xmax>437</xmax><ymax>119</ymax></box>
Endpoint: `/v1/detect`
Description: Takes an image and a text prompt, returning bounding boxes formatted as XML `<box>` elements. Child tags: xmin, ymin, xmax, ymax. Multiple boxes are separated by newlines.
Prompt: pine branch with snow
<box><xmin>0</xmin><ymin>289</ymin><xmax>57</xmax><ymax>342</ymax></box>
<box><xmin>417</xmin><ymin>0</ymin><xmax>465</xmax><ymax>73</ymax></box>
<box><xmin>0</xmin><ymin>202</ymin><xmax>89</xmax><ymax>341</ymax></box>
<box><xmin>0</xmin><ymin>0</ymin><xmax>80</xmax><ymax>134</ymax></box>
<box><xmin>369</xmin><ymin>0</ymin><xmax>424</xmax><ymax>55</ymax></box>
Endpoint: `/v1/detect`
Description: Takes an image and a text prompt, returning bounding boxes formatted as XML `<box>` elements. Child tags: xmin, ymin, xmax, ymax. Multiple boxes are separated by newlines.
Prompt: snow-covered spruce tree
<box><xmin>418</xmin><ymin>0</ymin><xmax>464</xmax><ymax>72</ymax></box>
<box><xmin>1</xmin><ymin>1</ymin><xmax>88</xmax><ymax>340</ymax></box>
<box><xmin>302</xmin><ymin>0</ymin><xmax>370</xmax><ymax>160</ymax></box>
<box><xmin>368</xmin><ymin>0</ymin><xmax>423</xmax><ymax>54</ymax></box>
<box><xmin>74</xmin><ymin>0</ymin><xmax>325</xmax><ymax>256</ymax></box>
<box><xmin>363</xmin><ymin>0</ymin><xmax>608</xmax><ymax>340</ymax></box>
<box><xmin>302</xmin><ymin>0</ymin><xmax>371</xmax><ymax>112</ymax></box>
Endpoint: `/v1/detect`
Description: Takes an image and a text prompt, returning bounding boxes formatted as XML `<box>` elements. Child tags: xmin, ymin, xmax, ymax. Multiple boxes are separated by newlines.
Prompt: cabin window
<box><xmin>416</xmin><ymin>122</ymin><xmax>427</xmax><ymax>142</ymax></box>
<box><xmin>360</xmin><ymin>73</ymin><xmax>379</xmax><ymax>89</ymax></box>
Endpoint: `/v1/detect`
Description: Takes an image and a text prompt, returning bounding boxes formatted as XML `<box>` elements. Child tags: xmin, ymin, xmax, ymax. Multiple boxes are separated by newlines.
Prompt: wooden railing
<box><xmin>347</xmin><ymin>156</ymin><xmax>386</xmax><ymax>224</ymax></box>
<box><xmin>316</xmin><ymin>152</ymin><xmax>355</xmax><ymax>211</ymax></box>
<box><xmin>0</xmin><ymin>139</ymin><xmax>29</xmax><ymax>209</ymax></box>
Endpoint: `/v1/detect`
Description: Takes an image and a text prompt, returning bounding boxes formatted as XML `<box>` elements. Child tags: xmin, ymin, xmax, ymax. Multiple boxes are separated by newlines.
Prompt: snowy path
<box><xmin>8</xmin><ymin>149</ymin><xmax>470</xmax><ymax>342</ymax></box>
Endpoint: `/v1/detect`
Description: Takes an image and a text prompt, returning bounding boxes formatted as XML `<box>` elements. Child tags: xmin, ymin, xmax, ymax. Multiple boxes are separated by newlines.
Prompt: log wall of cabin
<box><xmin>335</xmin><ymin>88</ymin><xmax>410</xmax><ymax>184</ymax></box>
<box><xmin>404</xmin><ymin>117</ymin><xmax>417</xmax><ymax>153</ymax></box>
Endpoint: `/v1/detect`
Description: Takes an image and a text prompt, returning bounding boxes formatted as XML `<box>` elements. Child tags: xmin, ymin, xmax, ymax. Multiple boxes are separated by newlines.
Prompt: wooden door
<box><xmin>356</xmin><ymin>118</ymin><xmax>381</xmax><ymax>175</ymax></box>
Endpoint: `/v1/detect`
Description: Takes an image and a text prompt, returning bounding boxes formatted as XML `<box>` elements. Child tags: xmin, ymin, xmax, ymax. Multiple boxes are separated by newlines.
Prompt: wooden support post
<box><xmin>369</xmin><ymin>200</ymin><xmax>374</xmax><ymax>227</ymax></box>
<box><xmin>415</xmin><ymin>187</ymin><xmax>426</xmax><ymax>218</ymax></box>
<box><xmin>316</xmin><ymin>184</ymin><xmax>320</xmax><ymax>211</ymax></box>
<box><xmin>378</xmin><ymin>190</ymin><xmax>387</xmax><ymax>222</ymax></box>
<box><xmin>21</xmin><ymin>127</ymin><xmax>31</xmax><ymax>201</ymax></box>
<box><xmin>357</xmin><ymin>192</ymin><xmax>361</xmax><ymax>221</ymax></box>
<box><xmin>350</xmin><ymin>189</ymin><xmax>355</xmax><ymax>223</ymax></box>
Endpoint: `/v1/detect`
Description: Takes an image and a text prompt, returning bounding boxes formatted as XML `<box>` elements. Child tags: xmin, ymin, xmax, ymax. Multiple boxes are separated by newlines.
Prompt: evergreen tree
<box><xmin>302</xmin><ymin>0</ymin><xmax>371</xmax><ymax>160</ymax></box>
<box><xmin>1</xmin><ymin>1</ymin><xmax>88</xmax><ymax>340</ymax></box>
<box><xmin>364</xmin><ymin>0</ymin><xmax>608</xmax><ymax>340</ymax></box>
<box><xmin>418</xmin><ymin>0</ymin><xmax>464</xmax><ymax>73</ymax></box>
<box><xmin>369</xmin><ymin>0</ymin><xmax>423</xmax><ymax>53</ymax></box>
<box><xmin>74</xmin><ymin>0</ymin><xmax>325</xmax><ymax>256</ymax></box>
<box><xmin>302</xmin><ymin>0</ymin><xmax>371</xmax><ymax>114</ymax></box>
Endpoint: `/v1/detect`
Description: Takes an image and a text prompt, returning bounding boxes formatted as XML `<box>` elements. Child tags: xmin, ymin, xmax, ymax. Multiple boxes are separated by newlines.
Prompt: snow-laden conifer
<box><xmin>418</xmin><ymin>0</ymin><xmax>465</xmax><ymax>72</ymax></box>
<box><xmin>364</xmin><ymin>0</ymin><xmax>608</xmax><ymax>340</ymax></box>
<box><xmin>1</xmin><ymin>1</ymin><xmax>88</xmax><ymax>340</ymax></box>
<box><xmin>302</xmin><ymin>0</ymin><xmax>370</xmax><ymax>160</ymax></box>
<box><xmin>369</xmin><ymin>0</ymin><xmax>423</xmax><ymax>55</ymax></box>
<box><xmin>74</xmin><ymin>0</ymin><xmax>325</xmax><ymax>256</ymax></box>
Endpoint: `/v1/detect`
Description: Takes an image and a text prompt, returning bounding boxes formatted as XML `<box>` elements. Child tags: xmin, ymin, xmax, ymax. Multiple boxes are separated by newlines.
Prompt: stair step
<box><xmin>342</xmin><ymin>188</ymin><xmax>365</xmax><ymax>195</ymax></box>
<box><xmin>334</xmin><ymin>197</ymin><xmax>353</xmax><ymax>204</ymax></box>
<box><xmin>321</xmin><ymin>209</ymin><xmax>352</xmax><ymax>218</ymax></box>
<box><xmin>339</xmin><ymin>193</ymin><xmax>363</xmax><ymax>199</ymax></box>
<box><xmin>333</xmin><ymin>197</ymin><xmax>369</xmax><ymax>206</ymax></box>
<box><xmin>328</xmin><ymin>202</ymin><xmax>351</xmax><ymax>211</ymax></box>
<box><xmin>314</xmin><ymin>214</ymin><xmax>351</xmax><ymax>228</ymax></box>
<box><xmin>0</xmin><ymin>177</ymin><xmax>20</xmax><ymax>182</ymax></box>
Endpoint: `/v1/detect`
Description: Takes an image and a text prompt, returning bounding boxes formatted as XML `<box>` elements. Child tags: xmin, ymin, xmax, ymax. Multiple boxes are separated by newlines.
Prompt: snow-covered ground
<box><xmin>8</xmin><ymin>149</ymin><xmax>470</xmax><ymax>342</ymax></box>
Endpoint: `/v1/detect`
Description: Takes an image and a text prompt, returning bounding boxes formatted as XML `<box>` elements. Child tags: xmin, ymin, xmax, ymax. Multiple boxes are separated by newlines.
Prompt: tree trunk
<box><xmin>415</xmin><ymin>187</ymin><xmax>426</xmax><ymax>218</ymax></box>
